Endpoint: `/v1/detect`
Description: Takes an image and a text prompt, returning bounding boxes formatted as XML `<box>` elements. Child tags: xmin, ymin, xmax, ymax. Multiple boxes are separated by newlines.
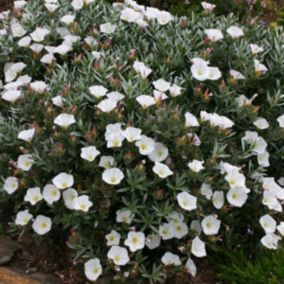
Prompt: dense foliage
<box><xmin>0</xmin><ymin>0</ymin><xmax>284</xmax><ymax>282</ymax></box>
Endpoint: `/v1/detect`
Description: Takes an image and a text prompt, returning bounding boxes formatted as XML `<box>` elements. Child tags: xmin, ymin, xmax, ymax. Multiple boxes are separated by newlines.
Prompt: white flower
<box><xmin>4</xmin><ymin>177</ymin><xmax>19</xmax><ymax>194</ymax></box>
<box><xmin>102</xmin><ymin>168</ymin><xmax>124</xmax><ymax>185</ymax></box>
<box><xmin>185</xmin><ymin>112</ymin><xmax>199</xmax><ymax>127</ymax></box>
<box><xmin>200</xmin><ymin>183</ymin><xmax>213</xmax><ymax>200</ymax></box>
<box><xmin>52</xmin><ymin>173</ymin><xmax>74</xmax><ymax>189</ymax></box>
<box><xmin>153</xmin><ymin>90</ymin><xmax>167</xmax><ymax>102</ymax></box>
<box><xmin>208</xmin><ymin>67</ymin><xmax>222</xmax><ymax>80</ymax></box>
<box><xmin>136</xmin><ymin>95</ymin><xmax>156</xmax><ymax>108</ymax></box>
<box><xmin>11</xmin><ymin>19</ymin><xmax>26</xmax><ymax>38</ymax></box>
<box><xmin>97</xmin><ymin>98</ymin><xmax>117</xmax><ymax>112</ymax></box>
<box><xmin>177</xmin><ymin>191</ymin><xmax>197</xmax><ymax>211</ymax></box>
<box><xmin>249</xmin><ymin>44</ymin><xmax>264</xmax><ymax>55</ymax></box>
<box><xmin>161</xmin><ymin>252</ymin><xmax>181</xmax><ymax>266</ymax></box>
<box><xmin>277</xmin><ymin>114</ymin><xmax>284</xmax><ymax>128</ymax></box>
<box><xmin>80</xmin><ymin>146</ymin><xmax>100</xmax><ymax>162</ymax></box>
<box><xmin>120</xmin><ymin>7</ymin><xmax>142</xmax><ymax>23</ymax></box>
<box><xmin>107</xmin><ymin>91</ymin><xmax>125</xmax><ymax>102</ymax></box>
<box><xmin>185</xmin><ymin>257</ymin><xmax>197</xmax><ymax>276</ymax></box>
<box><xmin>116</xmin><ymin>209</ymin><xmax>134</xmax><ymax>224</ymax></box>
<box><xmin>4</xmin><ymin>62</ymin><xmax>26</xmax><ymax>83</ymax></box>
<box><xmin>260</xmin><ymin>214</ymin><xmax>276</xmax><ymax>234</ymax></box>
<box><xmin>201</xmin><ymin>215</ymin><xmax>221</xmax><ymax>235</ymax></box>
<box><xmin>225</xmin><ymin>169</ymin><xmax>246</xmax><ymax>188</ymax></box>
<box><xmin>253</xmin><ymin>118</ymin><xmax>269</xmax><ymax>129</ymax></box>
<box><xmin>123</xmin><ymin>127</ymin><xmax>142</xmax><ymax>142</ymax></box>
<box><xmin>191</xmin><ymin>58</ymin><xmax>210</xmax><ymax>81</ymax></box>
<box><xmin>156</xmin><ymin>11</ymin><xmax>173</xmax><ymax>25</ymax></box>
<box><xmin>92</xmin><ymin>51</ymin><xmax>103</xmax><ymax>59</ymax></box>
<box><xmin>54</xmin><ymin>113</ymin><xmax>76</xmax><ymax>128</ymax></box>
<box><xmin>71</xmin><ymin>0</ymin><xmax>84</xmax><ymax>10</ymax></box>
<box><xmin>277</xmin><ymin>222</ymin><xmax>284</xmax><ymax>236</ymax></box>
<box><xmin>188</xmin><ymin>160</ymin><xmax>204</xmax><ymax>173</ymax></box>
<box><xmin>261</xmin><ymin>233</ymin><xmax>281</xmax><ymax>249</ymax></box>
<box><xmin>15</xmin><ymin>209</ymin><xmax>33</xmax><ymax>226</ymax></box>
<box><xmin>106</xmin><ymin>230</ymin><xmax>121</xmax><ymax>246</ymax></box>
<box><xmin>148</xmin><ymin>142</ymin><xmax>169</xmax><ymax>162</ymax></box>
<box><xmin>169</xmin><ymin>84</ymin><xmax>182</xmax><ymax>97</ymax></box>
<box><xmin>17</xmin><ymin>154</ymin><xmax>34</xmax><ymax>171</ymax></box>
<box><xmin>89</xmin><ymin>85</ymin><xmax>108</xmax><ymax>98</ymax></box>
<box><xmin>52</xmin><ymin>95</ymin><xmax>64</xmax><ymax>107</ymax></box>
<box><xmin>190</xmin><ymin>220</ymin><xmax>202</xmax><ymax>235</ymax></box>
<box><xmin>212</xmin><ymin>191</ymin><xmax>224</xmax><ymax>209</ymax></box>
<box><xmin>159</xmin><ymin>223</ymin><xmax>175</xmax><ymax>240</ymax></box>
<box><xmin>191</xmin><ymin>237</ymin><xmax>206</xmax><ymax>257</ymax></box>
<box><xmin>227</xmin><ymin>186</ymin><xmax>248</xmax><ymax>207</ymax></box>
<box><xmin>14</xmin><ymin>1</ymin><xmax>27</xmax><ymax>9</ymax></box>
<box><xmin>187</xmin><ymin>133</ymin><xmax>201</xmax><ymax>146</ymax></box>
<box><xmin>84</xmin><ymin>258</ymin><xmax>102</xmax><ymax>282</ymax></box>
<box><xmin>29</xmin><ymin>81</ymin><xmax>48</xmax><ymax>93</ymax></box>
<box><xmin>55</xmin><ymin>44</ymin><xmax>73</xmax><ymax>55</ymax></box>
<box><xmin>226</xmin><ymin>26</ymin><xmax>244</xmax><ymax>38</ymax></box>
<box><xmin>145</xmin><ymin>234</ymin><xmax>161</xmax><ymax>249</ymax></box>
<box><xmin>30</xmin><ymin>42</ymin><xmax>44</xmax><ymax>53</ymax></box>
<box><xmin>153</xmin><ymin>79</ymin><xmax>171</xmax><ymax>92</ymax></box>
<box><xmin>168</xmin><ymin>211</ymin><xmax>184</xmax><ymax>224</ymax></box>
<box><xmin>106</xmin><ymin>133</ymin><xmax>125</xmax><ymax>148</ymax></box>
<box><xmin>43</xmin><ymin>184</ymin><xmax>61</xmax><ymax>205</ymax></box>
<box><xmin>45</xmin><ymin>3</ymin><xmax>59</xmax><ymax>12</ymax></box>
<box><xmin>173</xmin><ymin>222</ymin><xmax>189</xmax><ymax>239</ymax></box>
<box><xmin>100</xmin><ymin>22</ymin><xmax>116</xmax><ymax>34</ymax></box>
<box><xmin>99</xmin><ymin>156</ymin><xmax>114</xmax><ymax>169</ymax></box>
<box><xmin>30</xmin><ymin>27</ymin><xmax>50</xmax><ymax>42</ymax></box>
<box><xmin>135</xmin><ymin>135</ymin><xmax>155</xmax><ymax>155</ymax></box>
<box><xmin>133</xmin><ymin>61</ymin><xmax>152</xmax><ymax>79</ymax></box>
<box><xmin>24</xmin><ymin>187</ymin><xmax>42</xmax><ymax>205</ymax></box>
<box><xmin>153</xmin><ymin>162</ymin><xmax>173</xmax><ymax>178</ymax></box>
<box><xmin>32</xmin><ymin>215</ymin><xmax>52</xmax><ymax>235</ymax></box>
<box><xmin>18</xmin><ymin>128</ymin><xmax>35</xmax><ymax>142</ymax></box>
<box><xmin>205</xmin><ymin>29</ymin><xmax>224</xmax><ymax>42</ymax></box>
<box><xmin>200</xmin><ymin>111</ymin><xmax>234</xmax><ymax>129</ymax></box>
<box><xmin>74</xmin><ymin>195</ymin><xmax>93</xmax><ymax>212</ymax></box>
<box><xmin>229</xmin><ymin>69</ymin><xmax>245</xmax><ymax>80</ymax></box>
<box><xmin>2</xmin><ymin>90</ymin><xmax>23</xmax><ymax>103</ymax></box>
<box><xmin>201</xmin><ymin>2</ymin><xmax>216</xmax><ymax>12</ymax></box>
<box><xmin>60</xmin><ymin>14</ymin><xmax>75</xmax><ymax>25</ymax></box>
<box><xmin>18</xmin><ymin>36</ymin><xmax>31</xmax><ymax>47</ymax></box>
<box><xmin>63</xmin><ymin>188</ymin><xmax>78</xmax><ymax>209</ymax></box>
<box><xmin>254</xmin><ymin>59</ymin><xmax>268</xmax><ymax>74</ymax></box>
<box><xmin>107</xmin><ymin>246</ymin><xmax>129</xmax><ymax>266</ymax></box>
<box><xmin>124</xmin><ymin>231</ymin><xmax>145</xmax><ymax>252</ymax></box>
<box><xmin>262</xmin><ymin>191</ymin><xmax>282</xmax><ymax>212</ymax></box>
<box><xmin>257</xmin><ymin>151</ymin><xmax>270</xmax><ymax>168</ymax></box>
<box><xmin>40</xmin><ymin>53</ymin><xmax>55</xmax><ymax>64</ymax></box>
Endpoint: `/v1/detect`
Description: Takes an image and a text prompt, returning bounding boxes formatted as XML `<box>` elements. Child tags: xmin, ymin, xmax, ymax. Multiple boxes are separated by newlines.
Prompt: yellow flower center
<box><xmin>140</xmin><ymin>144</ymin><xmax>147</xmax><ymax>150</ymax></box>
<box><xmin>110</xmin><ymin>177</ymin><xmax>117</xmax><ymax>184</ymax></box>
<box><xmin>61</xmin><ymin>182</ymin><xmax>67</xmax><ymax>188</ymax></box>
<box><xmin>232</xmin><ymin>193</ymin><xmax>238</xmax><ymax>200</ymax></box>
<box><xmin>41</xmin><ymin>222</ymin><xmax>47</xmax><ymax>228</ymax></box>
<box><xmin>80</xmin><ymin>203</ymin><xmax>86</xmax><ymax>210</ymax></box>
<box><xmin>33</xmin><ymin>195</ymin><xmax>39</xmax><ymax>202</ymax></box>
<box><xmin>131</xmin><ymin>237</ymin><xmax>138</xmax><ymax>244</ymax></box>
<box><xmin>114</xmin><ymin>255</ymin><xmax>121</xmax><ymax>262</ymax></box>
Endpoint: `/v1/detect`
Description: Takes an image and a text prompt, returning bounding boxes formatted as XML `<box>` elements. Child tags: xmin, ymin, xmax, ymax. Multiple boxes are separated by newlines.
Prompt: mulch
<box><xmin>0</xmin><ymin>0</ymin><xmax>13</xmax><ymax>12</ymax></box>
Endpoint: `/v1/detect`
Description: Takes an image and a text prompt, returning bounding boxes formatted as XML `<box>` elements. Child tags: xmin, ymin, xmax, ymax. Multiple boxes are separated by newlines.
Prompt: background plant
<box><xmin>0</xmin><ymin>0</ymin><xmax>284</xmax><ymax>283</ymax></box>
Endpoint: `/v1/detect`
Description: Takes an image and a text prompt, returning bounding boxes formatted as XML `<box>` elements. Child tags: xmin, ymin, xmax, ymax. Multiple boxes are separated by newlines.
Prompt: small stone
<box><xmin>0</xmin><ymin>237</ymin><xmax>21</xmax><ymax>265</ymax></box>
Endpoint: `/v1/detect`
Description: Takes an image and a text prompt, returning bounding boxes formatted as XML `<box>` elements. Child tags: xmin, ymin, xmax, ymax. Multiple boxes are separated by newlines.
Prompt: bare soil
<box><xmin>0</xmin><ymin>0</ymin><xmax>13</xmax><ymax>12</ymax></box>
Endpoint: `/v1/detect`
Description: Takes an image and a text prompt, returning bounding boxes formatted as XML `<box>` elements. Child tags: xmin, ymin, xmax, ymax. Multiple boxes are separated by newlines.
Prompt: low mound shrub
<box><xmin>0</xmin><ymin>0</ymin><xmax>284</xmax><ymax>282</ymax></box>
